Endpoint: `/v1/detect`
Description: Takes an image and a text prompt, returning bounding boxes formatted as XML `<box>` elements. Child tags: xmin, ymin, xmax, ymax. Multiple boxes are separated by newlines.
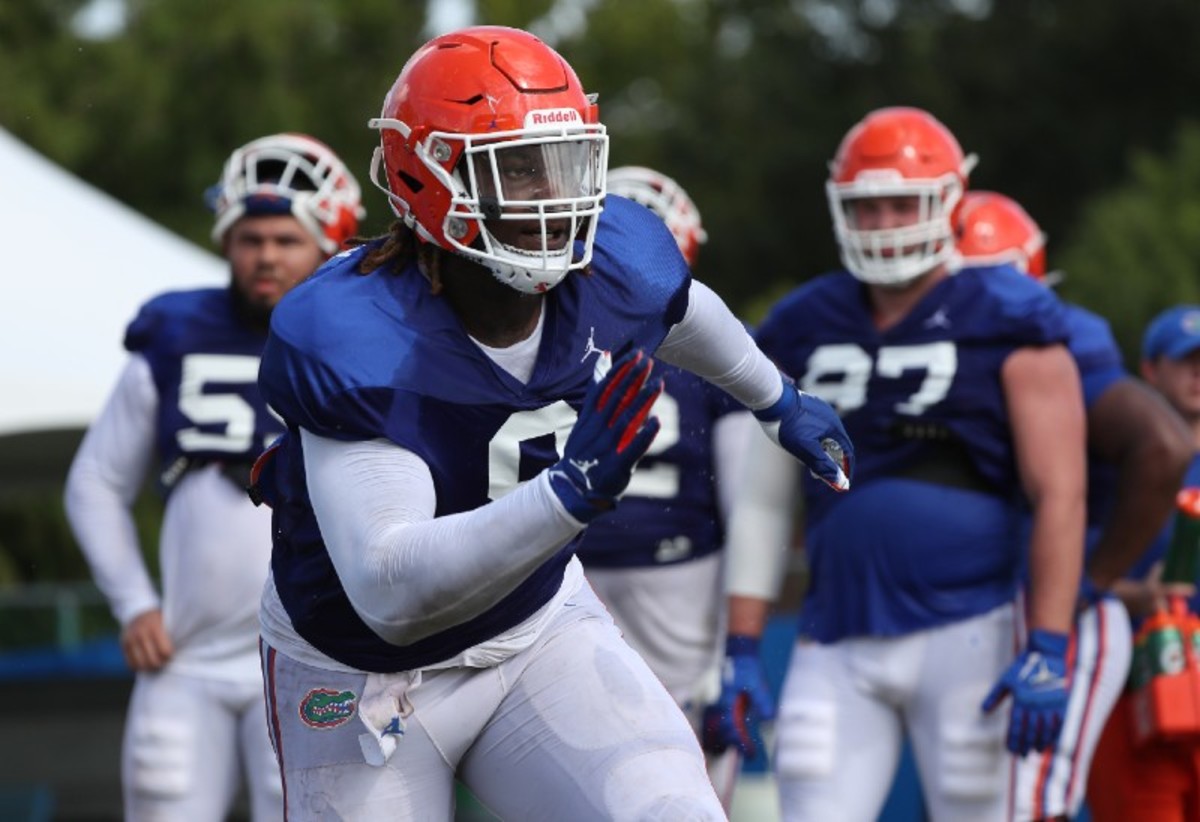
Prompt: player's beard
<box><xmin>228</xmin><ymin>282</ymin><xmax>273</xmax><ymax>333</ymax></box>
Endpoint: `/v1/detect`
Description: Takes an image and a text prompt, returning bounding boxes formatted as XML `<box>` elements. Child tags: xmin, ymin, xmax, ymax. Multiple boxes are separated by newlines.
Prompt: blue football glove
<box><xmin>981</xmin><ymin>628</ymin><xmax>1071</xmax><ymax>757</ymax></box>
<box><xmin>701</xmin><ymin>635</ymin><xmax>777</xmax><ymax>763</ymax></box>
<box><xmin>549</xmin><ymin>348</ymin><xmax>663</xmax><ymax>522</ymax></box>
<box><xmin>754</xmin><ymin>376</ymin><xmax>853</xmax><ymax>492</ymax></box>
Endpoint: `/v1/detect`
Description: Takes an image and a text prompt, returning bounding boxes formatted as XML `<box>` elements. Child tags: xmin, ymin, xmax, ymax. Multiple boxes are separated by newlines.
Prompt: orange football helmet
<box><xmin>607</xmin><ymin>166</ymin><xmax>707</xmax><ymax>268</ymax></box>
<box><xmin>827</xmin><ymin>107</ymin><xmax>977</xmax><ymax>286</ymax></box>
<box><xmin>368</xmin><ymin>26</ymin><xmax>609</xmax><ymax>294</ymax></box>
<box><xmin>210</xmin><ymin>133</ymin><xmax>364</xmax><ymax>255</ymax></box>
<box><xmin>956</xmin><ymin>191</ymin><xmax>1048</xmax><ymax>281</ymax></box>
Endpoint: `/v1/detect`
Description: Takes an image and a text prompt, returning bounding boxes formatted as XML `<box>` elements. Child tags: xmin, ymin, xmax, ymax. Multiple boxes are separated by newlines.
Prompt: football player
<box><xmin>1089</xmin><ymin>305</ymin><xmax>1200</xmax><ymax>822</ymax></box>
<box><xmin>250</xmin><ymin>26</ymin><xmax>853</xmax><ymax>821</ymax></box>
<box><xmin>958</xmin><ymin>191</ymin><xmax>1191</xmax><ymax>820</ymax></box>
<box><xmin>577</xmin><ymin>165</ymin><xmax>759</xmax><ymax>808</ymax></box>
<box><xmin>63</xmin><ymin>133</ymin><xmax>364</xmax><ymax>820</ymax></box>
<box><xmin>707</xmin><ymin>107</ymin><xmax>1087</xmax><ymax>821</ymax></box>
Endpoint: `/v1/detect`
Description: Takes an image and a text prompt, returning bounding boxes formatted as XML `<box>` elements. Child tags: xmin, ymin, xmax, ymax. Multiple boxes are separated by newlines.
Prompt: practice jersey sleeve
<box><xmin>63</xmin><ymin>356</ymin><xmax>162</xmax><ymax>626</ymax></box>
<box><xmin>1064</xmin><ymin>303</ymin><xmax>1127</xmax><ymax>408</ymax></box>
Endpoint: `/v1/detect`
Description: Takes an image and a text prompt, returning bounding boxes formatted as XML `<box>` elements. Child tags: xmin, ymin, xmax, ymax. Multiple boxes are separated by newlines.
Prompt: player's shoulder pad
<box><xmin>591</xmin><ymin>195</ymin><xmax>691</xmax><ymax>320</ymax></box>
<box><xmin>755</xmin><ymin>270</ymin><xmax>853</xmax><ymax>347</ymax></box>
<box><xmin>1063</xmin><ymin>300</ymin><xmax>1123</xmax><ymax>368</ymax></box>
<box><xmin>123</xmin><ymin>287</ymin><xmax>227</xmax><ymax>353</ymax></box>
<box><xmin>261</xmin><ymin>244</ymin><xmax>426</xmax><ymax>437</ymax></box>
<box><xmin>1063</xmin><ymin>301</ymin><xmax>1117</xmax><ymax>348</ymax></box>
<box><xmin>954</xmin><ymin>262</ymin><xmax>1068</xmax><ymax>346</ymax></box>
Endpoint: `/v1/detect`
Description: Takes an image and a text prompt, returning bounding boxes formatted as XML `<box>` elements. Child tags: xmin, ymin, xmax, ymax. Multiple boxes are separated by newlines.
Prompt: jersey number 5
<box><xmin>177</xmin><ymin>354</ymin><xmax>279</xmax><ymax>453</ymax></box>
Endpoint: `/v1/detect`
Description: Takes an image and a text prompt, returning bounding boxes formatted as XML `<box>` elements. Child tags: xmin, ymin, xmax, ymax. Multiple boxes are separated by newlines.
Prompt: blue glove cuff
<box><xmin>1028</xmin><ymin>628</ymin><xmax>1069</xmax><ymax>657</ymax></box>
<box><xmin>752</xmin><ymin>377</ymin><xmax>796</xmax><ymax>423</ymax></box>
<box><xmin>726</xmin><ymin>634</ymin><xmax>760</xmax><ymax>657</ymax></box>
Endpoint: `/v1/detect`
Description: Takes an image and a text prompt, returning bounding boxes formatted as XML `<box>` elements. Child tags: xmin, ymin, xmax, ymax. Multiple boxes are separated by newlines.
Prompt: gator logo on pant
<box><xmin>299</xmin><ymin>687</ymin><xmax>358</xmax><ymax>729</ymax></box>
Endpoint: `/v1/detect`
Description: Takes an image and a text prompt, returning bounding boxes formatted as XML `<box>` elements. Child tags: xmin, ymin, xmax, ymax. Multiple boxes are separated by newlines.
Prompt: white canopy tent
<box><xmin>0</xmin><ymin>127</ymin><xmax>226</xmax><ymax>435</ymax></box>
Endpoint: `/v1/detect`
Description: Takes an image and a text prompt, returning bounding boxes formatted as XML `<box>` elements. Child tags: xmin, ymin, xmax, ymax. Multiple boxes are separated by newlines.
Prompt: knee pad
<box><xmin>127</xmin><ymin>717</ymin><xmax>194</xmax><ymax>799</ymax></box>
<box><xmin>933</xmin><ymin>714</ymin><xmax>1005</xmax><ymax>801</ymax></box>
<box><xmin>638</xmin><ymin>794</ymin><xmax>726</xmax><ymax>821</ymax></box>
<box><xmin>775</xmin><ymin>698</ymin><xmax>836</xmax><ymax>779</ymax></box>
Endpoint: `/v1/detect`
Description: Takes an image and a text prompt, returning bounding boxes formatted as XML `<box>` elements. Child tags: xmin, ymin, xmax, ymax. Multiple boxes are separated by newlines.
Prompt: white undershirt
<box><xmin>470</xmin><ymin>304</ymin><xmax>545</xmax><ymax>383</ymax></box>
<box><xmin>64</xmin><ymin>355</ymin><xmax>272</xmax><ymax>684</ymax></box>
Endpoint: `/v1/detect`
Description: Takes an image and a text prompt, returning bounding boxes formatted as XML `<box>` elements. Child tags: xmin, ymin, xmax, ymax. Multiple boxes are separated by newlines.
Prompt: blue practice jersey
<box><xmin>124</xmin><ymin>287</ymin><xmax>282</xmax><ymax>493</ymax></box>
<box><xmin>575</xmin><ymin>364</ymin><xmax>741</xmax><ymax>568</ymax></box>
<box><xmin>1062</xmin><ymin>303</ymin><xmax>1127</xmax><ymax>540</ymax></box>
<box><xmin>755</xmin><ymin>263</ymin><xmax>1069</xmax><ymax>641</ymax></box>
<box><xmin>258</xmin><ymin>196</ymin><xmax>693</xmax><ymax>672</ymax></box>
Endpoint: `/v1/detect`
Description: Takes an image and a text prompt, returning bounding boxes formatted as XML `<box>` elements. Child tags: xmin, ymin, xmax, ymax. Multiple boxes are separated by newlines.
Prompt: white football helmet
<box><xmin>210</xmin><ymin>133</ymin><xmax>365</xmax><ymax>255</ymax></box>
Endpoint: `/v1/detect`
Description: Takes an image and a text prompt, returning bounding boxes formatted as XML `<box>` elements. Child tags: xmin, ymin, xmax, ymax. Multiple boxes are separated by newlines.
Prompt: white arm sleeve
<box><xmin>300</xmin><ymin>429</ymin><xmax>585</xmax><ymax>646</ymax></box>
<box><xmin>723</xmin><ymin>425</ymin><xmax>800</xmax><ymax>601</ymax></box>
<box><xmin>63</xmin><ymin>356</ymin><xmax>161</xmax><ymax>626</ymax></box>
<box><xmin>656</xmin><ymin>280</ymin><xmax>783</xmax><ymax>411</ymax></box>
<box><xmin>712</xmin><ymin>410</ymin><xmax>757</xmax><ymax>525</ymax></box>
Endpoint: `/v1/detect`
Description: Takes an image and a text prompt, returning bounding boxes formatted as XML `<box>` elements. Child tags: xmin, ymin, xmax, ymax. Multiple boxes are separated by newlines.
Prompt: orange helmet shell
<box><xmin>957</xmin><ymin>191</ymin><xmax>1047</xmax><ymax>280</ymax></box>
<box><xmin>826</xmin><ymin>107</ymin><xmax>976</xmax><ymax>286</ymax></box>
<box><xmin>373</xmin><ymin>26</ymin><xmax>601</xmax><ymax>252</ymax></box>
<box><xmin>830</xmin><ymin>107</ymin><xmax>968</xmax><ymax>187</ymax></box>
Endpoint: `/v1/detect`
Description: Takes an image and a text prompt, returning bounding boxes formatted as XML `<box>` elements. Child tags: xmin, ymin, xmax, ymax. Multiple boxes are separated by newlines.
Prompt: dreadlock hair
<box><xmin>348</xmin><ymin>218</ymin><xmax>596</xmax><ymax>296</ymax></box>
<box><xmin>348</xmin><ymin>220</ymin><xmax>446</xmax><ymax>295</ymax></box>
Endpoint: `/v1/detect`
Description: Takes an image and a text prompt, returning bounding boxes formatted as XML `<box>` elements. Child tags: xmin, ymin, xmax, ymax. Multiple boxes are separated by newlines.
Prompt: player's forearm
<box><xmin>724</xmin><ymin>429</ymin><xmax>798</xmax><ymax>603</ymax></box>
<box><xmin>1005</xmin><ymin>345</ymin><xmax>1086</xmax><ymax>634</ymax></box>
<box><xmin>1025</xmin><ymin>496</ymin><xmax>1085</xmax><ymax>634</ymax></box>
<box><xmin>63</xmin><ymin>358</ymin><xmax>161</xmax><ymax>625</ymax></box>
<box><xmin>656</xmin><ymin>279</ymin><xmax>782</xmax><ymax>411</ymax></box>
<box><xmin>712</xmin><ymin>410</ymin><xmax>758</xmax><ymax>522</ymax></box>
<box><xmin>302</xmin><ymin>431</ymin><xmax>583</xmax><ymax>646</ymax></box>
<box><xmin>1087</xmin><ymin>465</ymin><xmax>1187</xmax><ymax>588</ymax></box>
<box><xmin>727</xmin><ymin>595</ymin><xmax>774</xmax><ymax>639</ymax></box>
<box><xmin>64</xmin><ymin>464</ymin><xmax>161</xmax><ymax>625</ymax></box>
<box><xmin>1085</xmin><ymin>384</ymin><xmax>1193</xmax><ymax>587</ymax></box>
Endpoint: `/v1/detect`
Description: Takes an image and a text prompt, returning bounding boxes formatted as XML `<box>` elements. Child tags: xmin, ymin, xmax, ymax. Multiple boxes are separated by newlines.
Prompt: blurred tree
<box><xmin>2</xmin><ymin>0</ymin><xmax>437</xmax><ymax>244</ymax></box>
<box><xmin>5</xmin><ymin>0</ymin><xmax>1200</xmax><ymax>591</ymax></box>
<box><xmin>1058</xmin><ymin>121</ymin><xmax>1200</xmax><ymax>365</ymax></box>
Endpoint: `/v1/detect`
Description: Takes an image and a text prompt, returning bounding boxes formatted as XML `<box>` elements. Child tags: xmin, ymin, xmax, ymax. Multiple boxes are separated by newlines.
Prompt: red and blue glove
<box><xmin>754</xmin><ymin>376</ymin><xmax>853</xmax><ymax>492</ymax></box>
<box><xmin>549</xmin><ymin>348</ymin><xmax>663</xmax><ymax>523</ymax></box>
<box><xmin>702</xmin><ymin>635</ymin><xmax>777</xmax><ymax>763</ymax></box>
<box><xmin>981</xmin><ymin>628</ymin><xmax>1071</xmax><ymax>756</ymax></box>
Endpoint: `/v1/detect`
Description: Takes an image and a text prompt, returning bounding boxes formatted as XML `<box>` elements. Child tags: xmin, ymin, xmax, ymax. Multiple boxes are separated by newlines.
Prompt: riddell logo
<box><xmin>525</xmin><ymin>108</ymin><xmax>581</xmax><ymax>128</ymax></box>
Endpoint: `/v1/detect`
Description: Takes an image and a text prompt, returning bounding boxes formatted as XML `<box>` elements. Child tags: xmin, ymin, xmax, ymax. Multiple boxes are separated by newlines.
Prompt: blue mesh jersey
<box><xmin>258</xmin><ymin>196</ymin><xmax>693</xmax><ymax>672</ymax></box>
<box><xmin>574</xmin><ymin>364</ymin><xmax>741</xmax><ymax>569</ymax></box>
<box><xmin>755</xmin><ymin>263</ymin><xmax>1070</xmax><ymax>642</ymax></box>
<box><xmin>1062</xmin><ymin>303</ymin><xmax>1128</xmax><ymax>544</ymax></box>
<box><xmin>124</xmin><ymin>288</ymin><xmax>282</xmax><ymax>492</ymax></box>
